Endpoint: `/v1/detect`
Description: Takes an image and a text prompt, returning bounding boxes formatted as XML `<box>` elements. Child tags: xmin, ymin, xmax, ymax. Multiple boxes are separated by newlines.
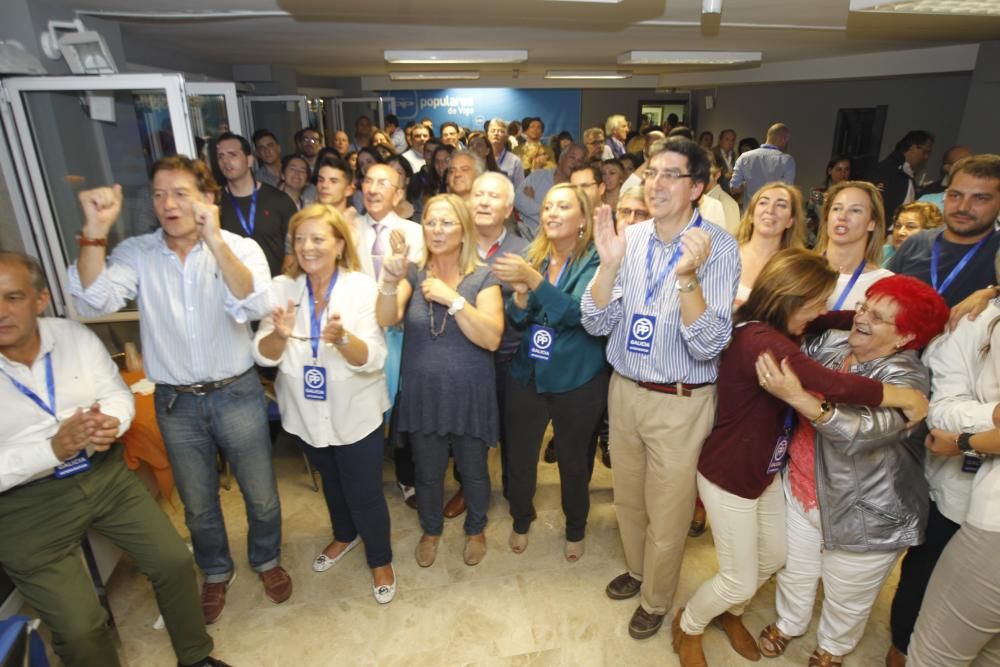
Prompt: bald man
<box><xmin>729</xmin><ymin>122</ymin><xmax>796</xmax><ymax>211</ymax></box>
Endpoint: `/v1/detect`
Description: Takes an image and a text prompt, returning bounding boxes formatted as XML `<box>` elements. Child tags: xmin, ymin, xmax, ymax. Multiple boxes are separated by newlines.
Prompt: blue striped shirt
<box><xmin>68</xmin><ymin>229</ymin><xmax>274</xmax><ymax>385</ymax></box>
<box><xmin>580</xmin><ymin>212</ymin><xmax>740</xmax><ymax>384</ymax></box>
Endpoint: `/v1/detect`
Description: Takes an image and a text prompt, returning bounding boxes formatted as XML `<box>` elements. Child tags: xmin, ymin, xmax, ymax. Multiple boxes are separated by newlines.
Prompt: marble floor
<box><xmin>31</xmin><ymin>434</ymin><xmax>902</xmax><ymax>666</ymax></box>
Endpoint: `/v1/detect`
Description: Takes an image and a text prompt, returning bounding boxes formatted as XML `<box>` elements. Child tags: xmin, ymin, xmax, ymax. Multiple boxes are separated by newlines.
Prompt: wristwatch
<box><xmin>447</xmin><ymin>296</ymin><xmax>467</xmax><ymax>316</ymax></box>
<box><xmin>957</xmin><ymin>432</ymin><xmax>984</xmax><ymax>458</ymax></box>
<box><xmin>675</xmin><ymin>277</ymin><xmax>698</xmax><ymax>293</ymax></box>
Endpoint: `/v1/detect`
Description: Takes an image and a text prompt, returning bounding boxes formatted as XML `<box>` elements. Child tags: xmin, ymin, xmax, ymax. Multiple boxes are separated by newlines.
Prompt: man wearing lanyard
<box><xmin>0</xmin><ymin>252</ymin><xmax>229</xmax><ymax>667</ymax></box>
<box><xmin>581</xmin><ymin>139</ymin><xmax>740</xmax><ymax>640</ymax></box>
<box><xmin>729</xmin><ymin>123</ymin><xmax>796</xmax><ymax>211</ymax></box>
<box><xmin>883</xmin><ymin>153</ymin><xmax>1000</xmax><ymax>667</ymax></box>
<box><xmin>488</xmin><ymin>118</ymin><xmax>525</xmax><ymax>189</ymax></box>
<box><xmin>216</xmin><ymin>132</ymin><xmax>297</xmax><ymax>277</ymax></box>
<box><xmin>68</xmin><ymin>156</ymin><xmax>291</xmax><ymax>626</ymax></box>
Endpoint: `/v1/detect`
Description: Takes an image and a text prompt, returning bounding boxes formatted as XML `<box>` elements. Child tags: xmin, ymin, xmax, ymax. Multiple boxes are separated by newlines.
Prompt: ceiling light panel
<box><xmin>388</xmin><ymin>71</ymin><xmax>480</xmax><ymax>80</ymax></box>
<box><xmin>850</xmin><ymin>0</ymin><xmax>1000</xmax><ymax>14</ymax></box>
<box><xmin>544</xmin><ymin>70</ymin><xmax>632</xmax><ymax>79</ymax></box>
<box><xmin>618</xmin><ymin>51</ymin><xmax>762</xmax><ymax>65</ymax></box>
<box><xmin>384</xmin><ymin>50</ymin><xmax>528</xmax><ymax>64</ymax></box>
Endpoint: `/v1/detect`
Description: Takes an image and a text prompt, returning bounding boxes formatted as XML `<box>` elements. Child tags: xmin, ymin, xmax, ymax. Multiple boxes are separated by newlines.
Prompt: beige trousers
<box><xmin>608</xmin><ymin>371</ymin><xmax>717</xmax><ymax>615</ymax></box>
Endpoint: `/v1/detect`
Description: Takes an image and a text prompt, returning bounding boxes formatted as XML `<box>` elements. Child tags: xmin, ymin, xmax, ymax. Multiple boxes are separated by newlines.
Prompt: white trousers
<box><xmin>909</xmin><ymin>523</ymin><xmax>1000</xmax><ymax>667</ymax></box>
<box><xmin>775</xmin><ymin>476</ymin><xmax>901</xmax><ymax>656</ymax></box>
<box><xmin>681</xmin><ymin>473</ymin><xmax>785</xmax><ymax>634</ymax></box>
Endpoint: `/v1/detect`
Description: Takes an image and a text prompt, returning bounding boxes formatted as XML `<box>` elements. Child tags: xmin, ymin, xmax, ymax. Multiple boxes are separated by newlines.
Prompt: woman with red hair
<box><xmin>754</xmin><ymin>274</ymin><xmax>949</xmax><ymax>667</ymax></box>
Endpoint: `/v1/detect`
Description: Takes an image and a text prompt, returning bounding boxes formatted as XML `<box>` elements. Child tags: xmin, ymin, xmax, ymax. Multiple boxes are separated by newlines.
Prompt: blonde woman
<box><xmin>492</xmin><ymin>184</ymin><xmax>607</xmax><ymax>561</ymax></box>
<box><xmin>253</xmin><ymin>204</ymin><xmax>395</xmax><ymax>603</ymax></box>
<box><xmin>814</xmin><ymin>180</ymin><xmax>893</xmax><ymax>311</ymax></box>
<box><xmin>376</xmin><ymin>194</ymin><xmax>504</xmax><ymax>568</ymax></box>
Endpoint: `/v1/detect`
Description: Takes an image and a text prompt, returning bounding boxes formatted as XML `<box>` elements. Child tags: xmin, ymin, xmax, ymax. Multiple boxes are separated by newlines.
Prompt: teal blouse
<box><xmin>506</xmin><ymin>245</ymin><xmax>606</xmax><ymax>393</ymax></box>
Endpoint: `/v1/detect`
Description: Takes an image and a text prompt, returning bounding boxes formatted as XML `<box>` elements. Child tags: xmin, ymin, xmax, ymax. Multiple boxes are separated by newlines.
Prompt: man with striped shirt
<box><xmin>68</xmin><ymin>156</ymin><xmax>292</xmax><ymax>625</ymax></box>
<box><xmin>581</xmin><ymin>138</ymin><xmax>740</xmax><ymax>640</ymax></box>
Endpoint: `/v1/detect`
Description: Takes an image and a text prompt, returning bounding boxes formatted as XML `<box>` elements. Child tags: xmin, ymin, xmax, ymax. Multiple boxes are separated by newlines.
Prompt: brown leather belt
<box><xmin>636</xmin><ymin>380</ymin><xmax>713</xmax><ymax>397</ymax></box>
<box><xmin>166</xmin><ymin>368</ymin><xmax>253</xmax><ymax>396</ymax></box>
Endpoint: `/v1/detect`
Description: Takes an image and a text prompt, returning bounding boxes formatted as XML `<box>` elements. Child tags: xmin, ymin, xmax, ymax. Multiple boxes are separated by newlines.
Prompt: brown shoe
<box><xmin>200</xmin><ymin>571</ymin><xmax>236</xmax><ymax>625</ymax></box>
<box><xmin>886</xmin><ymin>645</ymin><xmax>906</xmax><ymax>667</ymax></box>
<box><xmin>671</xmin><ymin>610</ymin><xmax>708</xmax><ymax>667</ymax></box>
<box><xmin>716</xmin><ymin>611</ymin><xmax>761</xmax><ymax>661</ymax></box>
<box><xmin>464</xmin><ymin>533</ymin><xmax>487</xmax><ymax>566</ymax></box>
<box><xmin>628</xmin><ymin>604</ymin><xmax>665</xmax><ymax>639</ymax></box>
<box><xmin>443</xmin><ymin>488</ymin><xmax>466</xmax><ymax>518</ymax></box>
<box><xmin>259</xmin><ymin>565</ymin><xmax>292</xmax><ymax>604</ymax></box>
<box><xmin>689</xmin><ymin>503</ymin><xmax>707</xmax><ymax>537</ymax></box>
<box><xmin>415</xmin><ymin>534</ymin><xmax>439</xmax><ymax>567</ymax></box>
<box><xmin>606</xmin><ymin>572</ymin><xmax>642</xmax><ymax>600</ymax></box>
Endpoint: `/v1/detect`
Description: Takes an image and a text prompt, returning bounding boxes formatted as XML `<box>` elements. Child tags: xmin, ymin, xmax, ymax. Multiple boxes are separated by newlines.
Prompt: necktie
<box><xmin>371</xmin><ymin>223</ymin><xmax>385</xmax><ymax>278</ymax></box>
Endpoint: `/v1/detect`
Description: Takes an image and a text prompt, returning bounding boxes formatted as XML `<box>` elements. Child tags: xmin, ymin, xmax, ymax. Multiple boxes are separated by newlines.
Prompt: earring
<box><xmin>578</xmin><ymin>226</ymin><xmax>585</xmax><ymax>239</ymax></box>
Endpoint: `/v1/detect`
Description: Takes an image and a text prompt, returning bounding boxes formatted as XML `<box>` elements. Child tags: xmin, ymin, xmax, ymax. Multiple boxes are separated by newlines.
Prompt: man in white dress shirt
<box><xmin>402</xmin><ymin>124</ymin><xmax>430</xmax><ymax>173</ymax></box>
<box><xmin>487</xmin><ymin>118</ymin><xmax>525</xmax><ymax>189</ymax></box>
<box><xmin>0</xmin><ymin>252</ymin><xmax>229</xmax><ymax>667</ymax></box>
<box><xmin>357</xmin><ymin>163</ymin><xmax>424</xmax><ymax>279</ymax></box>
<box><xmin>67</xmin><ymin>156</ymin><xmax>291</xmax><ymax>625</ymax></box>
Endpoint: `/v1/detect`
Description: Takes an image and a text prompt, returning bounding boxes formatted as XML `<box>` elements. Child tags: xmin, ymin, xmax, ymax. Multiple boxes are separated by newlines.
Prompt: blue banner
<box><xmin>385</xmin><ymin>88</ymin><xmax>581</xmax><ymax>142</ymax></box>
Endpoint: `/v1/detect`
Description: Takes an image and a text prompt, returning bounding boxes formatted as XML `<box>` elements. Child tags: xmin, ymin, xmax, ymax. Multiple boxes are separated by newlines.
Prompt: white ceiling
<box><xmin>63</xmin><ymin>0</ymin><xmax>1000</xmax><ymax>87</ymax></box>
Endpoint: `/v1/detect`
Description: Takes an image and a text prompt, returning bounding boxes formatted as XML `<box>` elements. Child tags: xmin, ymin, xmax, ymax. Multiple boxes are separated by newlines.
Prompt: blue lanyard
<box><xmin>227</xmin><ymin>186</ymin><xmax>258</xmax><ymax>236</ymax></box>
<box><xmin>832</xmin><ymin>259</ymin><xmax>867</xmax><ymax>311</ymax></box>
<box><xmin>1</xmin><ymin>352</ymin><xmax>56</xmax><ymax>418</ymax></box>
<box><xmin>930</xmin><ymin>230</ymin><xmax>994</xmax><ymax>295</ymax></box>
<box><xmin>782</xmin><ymin>407</ymin><xmax>795</xmax><ymax>434</ymax></box>
<box><xmin>645</xmin><ymin>214</ymin><xmax>703</xmax><ymax>306</ymax></box>
<box><xmin>306</xmin><ymin>272</ymin><xmax>339</xmax><ymax>361</ymax></box>
<box><xmin>545</xmin><ymin>256</ymin><xmax>572</xmax><ymax>288</ymax></box>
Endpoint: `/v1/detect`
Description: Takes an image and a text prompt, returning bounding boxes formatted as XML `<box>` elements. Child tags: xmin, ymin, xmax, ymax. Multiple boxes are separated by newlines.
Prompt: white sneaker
<box><xmin>312</xmin><ymin>537</ymin><xmax>361</xmax><ymax>572</ymax></box>
<box><xmin>373</xmin><ymin>564</ymin><xmax>397</xmax><ymax>604</ymax></box>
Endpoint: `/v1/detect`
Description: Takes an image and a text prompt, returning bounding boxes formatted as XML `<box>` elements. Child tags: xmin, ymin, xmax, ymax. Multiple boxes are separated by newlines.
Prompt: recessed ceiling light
<box><xmin>384</xmin><ymin>50</ymin><xmax>528</xmax><ymax>64</ymax></box>
<box><xmin>544</xmin><ymin>70</ymin><xmax>632</xmax><ymax>79</ymax></box>
<box><xmin>618</xmin><ymin>50</ymin><xmax>762</xmax><ymax>65</ymax></box>
<box><xmin>850</xmin><ymin>0</ymin><xmax>1000</xmax><ymax>15</ymax></box>
<box><xmin>388</xmin><ymin>71</ymin><xmax>481</xmax><ymax>80</ymax></box>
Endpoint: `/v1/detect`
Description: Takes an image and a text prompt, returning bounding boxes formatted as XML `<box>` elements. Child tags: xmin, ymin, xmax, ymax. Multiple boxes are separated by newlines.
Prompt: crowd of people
<box><xmin>2</xmin><ymin>108</ymin><xmax>1000</xmax><ymax>667</ymax></box>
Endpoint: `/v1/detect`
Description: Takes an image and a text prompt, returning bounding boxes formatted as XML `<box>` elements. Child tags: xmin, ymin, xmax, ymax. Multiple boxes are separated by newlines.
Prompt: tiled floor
<box><xmin>32</xmin><ymin>434</ymin><xmax>902</xmax><ymax>666</ymax></box>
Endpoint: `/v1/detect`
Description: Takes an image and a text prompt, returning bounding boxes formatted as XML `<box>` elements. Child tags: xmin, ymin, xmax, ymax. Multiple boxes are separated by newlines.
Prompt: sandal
<box><xmin>808</xmin><ymin>648</ymin><xmax>843</xmax><ymax>667</ymax></box>
<box><xmin>758</xmin><ymin>623</ymin><xmax>793</xmax><ymax>658</ymax></box>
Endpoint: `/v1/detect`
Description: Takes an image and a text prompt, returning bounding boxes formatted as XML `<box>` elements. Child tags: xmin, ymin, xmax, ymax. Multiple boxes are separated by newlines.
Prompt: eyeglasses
<box><xmin>301</xmin><ymin>137</ymin><xmax>321</xmax><ymax>145</ymax></box>
<box><xmin>575</xmin><ymin>181</ymin><xmax>599</xmax><ymax>189</ymax></box>
<box><xmin>423</xmin><ymin>218</ymin><xmax>460</xmax><ymax>231</ymax></box>
<box><xmin>855</xmin><ymin>301</ymin><xmax>893</xmax><ymax>327</ymax></box>
<box><xmin>642</xmin><ymin>169</ymin><xmax>692</xmax><ymax>183</ymax></box>
<box><xmin>362</xmin><ymin>177</ymin><xmax>399</xmax><ymax>190</ymax></box>
<box><xmin>617</xmin><ymin>207</ymin><xmax>650</xmax><ymax>219</ymax></box>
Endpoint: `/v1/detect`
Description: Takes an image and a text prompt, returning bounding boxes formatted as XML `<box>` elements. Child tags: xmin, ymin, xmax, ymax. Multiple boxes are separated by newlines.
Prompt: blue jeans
<box><xmin>410</xmin><ymin>432</ymin><xmax>490</xmax><ymax>536</ymax></box>
<box><xmin>154</xmin><ymin>370</ymin><xmax>282</xmax><ymax>583</ymax></box>
<box><xmin>295</xmin><ymin>427</ymin><xmax>393</xmax><ymax>568</ymax></box>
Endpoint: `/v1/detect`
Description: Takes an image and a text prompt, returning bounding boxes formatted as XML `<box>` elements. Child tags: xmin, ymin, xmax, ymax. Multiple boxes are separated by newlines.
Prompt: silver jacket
<box><xmin>803</xmin><ymin>330</ymin><xmax>930</xmax><ymax>553</ymax></box>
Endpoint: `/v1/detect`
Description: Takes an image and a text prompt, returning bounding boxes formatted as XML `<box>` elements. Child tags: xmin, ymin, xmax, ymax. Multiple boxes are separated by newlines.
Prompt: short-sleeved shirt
<box><xmin>397</xmin><ymin>264</ymin><xmax>501</xmax><ymax>445</ymax></box>
<box><xmin>886</xmin><ymin>227</ymin><xmax>999</xmax><ymax>307</ymax></box>
<box><xmin>220</xmin><ymin>182</ymin><xmax>297</xmax><ymax>276</ymax></box>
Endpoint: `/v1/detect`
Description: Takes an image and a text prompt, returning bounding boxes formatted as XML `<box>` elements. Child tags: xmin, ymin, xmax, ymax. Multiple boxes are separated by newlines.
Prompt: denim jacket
<box><xmin>805</xmin><ymin>330</ymin><xmax>931</xmax><ymax>552</ymax></box>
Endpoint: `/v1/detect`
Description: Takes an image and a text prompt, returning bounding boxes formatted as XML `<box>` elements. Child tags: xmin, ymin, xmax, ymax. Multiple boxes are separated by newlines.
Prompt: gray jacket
<box><xmin>804</xmin><ymin>330</ymin><xmax>930</xmax><ymax>553</ymax></box>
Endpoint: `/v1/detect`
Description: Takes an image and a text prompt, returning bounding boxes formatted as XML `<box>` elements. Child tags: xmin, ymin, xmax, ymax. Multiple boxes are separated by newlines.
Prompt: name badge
<box><xmin>626</xmin><ymin>314</ymin><xmax>656</xmax><ymax>355</ymax></box>
<box><xmin>54</xmin><ymin>453</ymin><xmax>91</xmax><ymax>479</ymax></box>
<box><xmin>766</xmin><ymin>434</ymin><xmax>790</xmax><ymax>475</ymax></box>
<box><xmin>303</xmin><ymin>365</ymin><xmax>327</xmax><ymax>401</ymax></box>
<box><xmin>962</xmin><ymin>455</ymin><xmax>983</xmax><ymax>474</ymax></box>
<box><xmin>528</xmin><ymin>325</ymin><xmax>555</xmax><ymax>362</ymax></box>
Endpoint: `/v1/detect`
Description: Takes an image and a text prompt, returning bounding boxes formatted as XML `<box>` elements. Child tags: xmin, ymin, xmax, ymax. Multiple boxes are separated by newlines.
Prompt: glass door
<box><xmin>0</xmin><ymin>73</ymin><xmax>196</xmax><ymax>321</ymax></box>
<box><xmin>186</xmin><ymin>81</ymin><xmax>243</xmax><ymax>151</ymax></box>
<box><xmin>336</xmin><ymin>97</ymin><xmax>396</xmax><ymax>142</ymax></box>
<box><xmin>241</xmin><ymin>95</ymin><xmax>309</xmax><ymax>152</ymax></box>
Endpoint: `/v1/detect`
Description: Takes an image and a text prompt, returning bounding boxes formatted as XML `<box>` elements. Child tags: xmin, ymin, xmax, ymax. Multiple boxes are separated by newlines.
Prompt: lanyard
<box><xmin>782</xmin><ymin>407</ymin><xmax>794</xmax><ymax>434</ymax></box>
<box><xmin>545</xmin><ymin>256</ymin><xmax>572</xmax><ymax>288</ymax></box>
<box><xmin>1</xmin><ymin>352</ymin><xmax>56</xmax><ymax>418</ymax></box>
<box><xmin>644</xmin><ymin>214</ymin><xmax>703</xmax><ymax>306</ymax></box>
<box><xmin>931</xmin><ymin>230</ymin><xmax>994</xmax><ymax>295</ymax></box>
<box><xmin>227</xmin><ymin>186</ymin><xmax>258</xmax><ymax>236</ymax></box>
<box><xmin>306</xmin><ymin>272</ymin><xmax>339</xmax><ymax>361</ymax></box>
<box><xmin>832</xmin><ymin>259</ymin><xmax>866</xmax><ymax>311</ymax></box>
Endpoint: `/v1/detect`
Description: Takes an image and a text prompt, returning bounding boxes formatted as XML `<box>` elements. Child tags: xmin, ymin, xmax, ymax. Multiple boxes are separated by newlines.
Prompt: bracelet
<box><xmin>77</xmin><ymin>234</ymin><xmax>107</xmax><ymax>247</ymax></box>
<box><xmin>378</xmin><ymin>282</ymin><xmax>398</xmax><ymax>296</ymax></box>
<box><xmin>811</xmin><ymin>400</ymin><xmax>833</xmax><ymax>424</ymax></box>
<box><xmin>333</xmin><ymin>334</ymin><xmax>350</xmax><ymax>346</ymax></box>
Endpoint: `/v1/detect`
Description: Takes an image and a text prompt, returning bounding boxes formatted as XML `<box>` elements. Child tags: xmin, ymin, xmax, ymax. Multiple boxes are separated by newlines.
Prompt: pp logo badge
<box><xmin>528</xmin><ymin>324</ymin><xmax>556</xmax><ymax>362</ymax></box>
<box><xmin>626</xmin><ymin>314</ymin><xmax>656</xmax><ymax>355</ymax></box>
<box><xmin>303</xmin><ymin>364</ymin><xmax>327</xmax><ymax>401</ymax></box>
<box><xmin>304</xmin><ymin>368</ymin><xmax>325</xmax><ymax>389</ymax></box>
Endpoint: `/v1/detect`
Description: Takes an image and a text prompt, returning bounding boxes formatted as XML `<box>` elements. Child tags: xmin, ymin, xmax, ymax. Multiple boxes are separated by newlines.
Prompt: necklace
<box><xmin>428</xmin><ymin>301</ymin><xmax>448</xmax><ymax>337</ymax></box>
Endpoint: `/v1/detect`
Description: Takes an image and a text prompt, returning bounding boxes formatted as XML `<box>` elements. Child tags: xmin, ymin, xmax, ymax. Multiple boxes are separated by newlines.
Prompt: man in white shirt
<box><xmin>487</xmin><ymin>118</ymin><xmax>525</xmax><ymax>189</ymax></box>
<box><xmin>730</xmin><ymin>123</ymin><xmax>796</xmax><ymax>211</ymax></box>
<box><xmin>0</xmin><ymin>252</ymin><xmax>229</xmax><ymax>667</ymax></box>
<box><xmin>447</xmin><ymin>150</ymin><xmax>484</xmax><ymax>206</ymax></box>
<box><xmin>515</xmin><ymin>143</ymin><xmax>586</xmax><ymax>239</ymax></box>
<box><xmin>402</xmin><ymin>124</ymin><xmax>430</xmax><ymax>173</ymax></box>
<box><xmin>358</xmin><ymin>163</ymin><xmax>424</xmax><ymax>279</ymax></box>
<box><xmin>704</xmin><ymin>155</ymin><xmax>742</xmax><ymax>235</ymax></box>
<box><xmin>67</xmin><ymin>156</ymin><xmax>291</xmax><ymax>624</ymax></box>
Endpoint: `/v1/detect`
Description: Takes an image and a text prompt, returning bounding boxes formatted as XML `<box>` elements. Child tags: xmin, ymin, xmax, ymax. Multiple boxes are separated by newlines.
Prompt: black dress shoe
<box><xmin>606</xmin><ymin>572</ymin><xmax>642</xmax><ymax>600</ymax></box>
<box><xmin>543</xmin><ymin>438</ymin><xmax>557</xmax><ymax>463</ymax></box>
<box><xmin>629</xmin><ymin>605</ymin><xmax>665</xmax><ymax>639</ymax></box>
<box><xmin>180</xmin><ymin>657</ymin><xmax>233</xmax><ymax>667</ymax></box>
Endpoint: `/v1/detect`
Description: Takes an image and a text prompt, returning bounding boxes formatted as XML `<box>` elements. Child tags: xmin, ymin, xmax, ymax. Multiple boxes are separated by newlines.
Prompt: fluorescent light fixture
<box><xmin>544</xmin><ymin>70</ymin><xmax>632</xmax><ymax>79</ymax></box>
<box><xmin>388</xmin><ymin>71</ymin><xmax>481</xmax><ymax>80</ymax></box>
<box><xmin>850</xmin><ymin>0</ymin><xmax>1000</xmax><ymax>14</ymax></box>
<box><xmin>544</xmin><ymin>0</ymin><xmax>623</xmax><ymax>3</ymax></box>
<box><xmin>703</xmin><ymin>0</ymin><xmax>723</xmax><ymax>13</ymax></box>
<box><xmin>618</xmin><ymin>50</ymin><xmax>762</xmax><ymax>65</ymax></box>
<box><xmin>384</xmin><ymin>50</ymin><xmax>527</xmax><ymax>64</ymax></box>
